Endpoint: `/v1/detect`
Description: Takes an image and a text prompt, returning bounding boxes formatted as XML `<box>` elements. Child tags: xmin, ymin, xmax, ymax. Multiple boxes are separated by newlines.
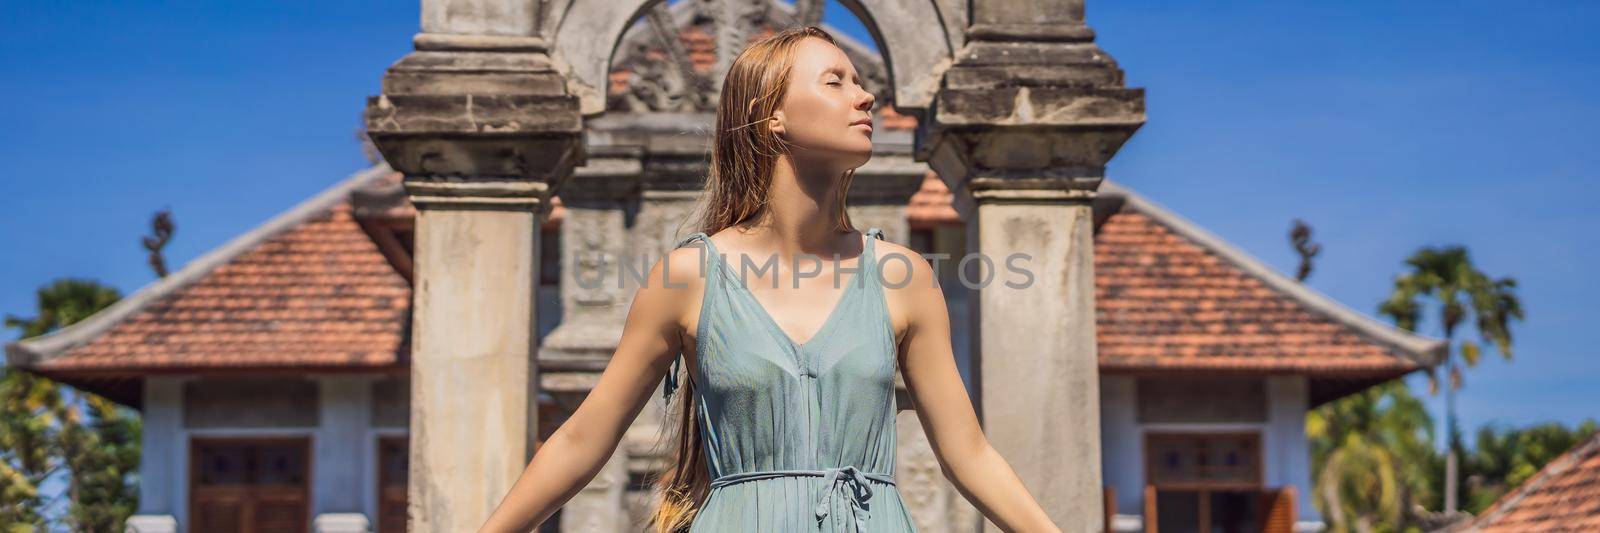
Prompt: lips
<box><xmin>850</xmin><ymin>118</ymin><xmax>873</xmax><ymax>131</ymax></box>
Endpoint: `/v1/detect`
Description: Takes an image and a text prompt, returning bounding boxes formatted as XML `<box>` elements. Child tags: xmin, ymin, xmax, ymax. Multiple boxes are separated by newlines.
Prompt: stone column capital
<box><xmin>917</xmin><ymin>13</ymin><xmax>1147</xmax><ymax>209</ymax></box>
<box><xmin>364</xmin><ymin>36</ymin><xmax>585</xmax><ymax>212</ymax></box>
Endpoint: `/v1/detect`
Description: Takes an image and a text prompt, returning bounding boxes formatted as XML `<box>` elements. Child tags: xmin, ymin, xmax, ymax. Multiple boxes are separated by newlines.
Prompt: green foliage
<box><xmin>1376</xmin><ymin>245</ymin><xmax>1524</xmax><ymax>513</ymax></box>
<box><xmin>1308</xmin><ymin>381</ymin><xmax>1438</xmax><ymax>533</ymax></box>
<box><xmin>1</xmin><ymin>278</ymin><xmax>141</xmax><ymax>531</ymax></box>
<box><xmin>0</xmin><ymin>370</ymin><xmax>59</xmax><ymax>527</ymax></box>
<box><xmin>1308</xmin><ymin>379</ymin><xmax>1596</xmax><ymax>530</ymax></box>
<box><xmin>1461</xmin><ymin>419</ymin><xmax>1599</xmax><ymax>514</ymax></box>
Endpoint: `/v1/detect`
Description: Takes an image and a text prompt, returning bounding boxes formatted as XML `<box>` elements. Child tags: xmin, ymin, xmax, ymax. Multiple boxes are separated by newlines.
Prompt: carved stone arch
<box><xmin>605</xmin><ymin>0</ymin><xmax>894</xmax><ymax>113</ymax></box>
<box><xmin>549</xmin><ymin>0</ymin><xmax>957</xmax><ymax>116</ymax></box>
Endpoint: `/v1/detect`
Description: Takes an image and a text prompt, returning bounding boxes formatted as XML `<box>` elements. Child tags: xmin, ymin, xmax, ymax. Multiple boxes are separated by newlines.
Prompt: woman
<box><xmin>479</xmin><ymin>26</ymin><xmax>1060</xmax><ymax>533</ymax></box>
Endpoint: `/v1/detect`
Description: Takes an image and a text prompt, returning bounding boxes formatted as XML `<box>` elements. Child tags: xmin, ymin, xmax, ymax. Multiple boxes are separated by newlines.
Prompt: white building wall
<box><xmin>130</xmin><ymin>375</ymin><xmax>391</xmax><ymax>533</ymax></box>
<box><xmin>1099</xmin><ymin>375</ymin><xmax>1142</xmax><ymax>517</ymax></box>
<box><xmin>136</xmin><ymin>376</ymin><xmax>185</xmax><ymax>518</ymax></box>
<box><xmin>1098</xmin><ymin>375</ymin><xmax>1324</xmax><ymax>531</ymax></box>
<box><xmin>1266</xmin><ymin>375</ymin><xmax>1321</xmax><ymax>526</ymax></box>
<box><xmin>315</xmin><ymin>376</ymin><xmax>373</xmax><ymax>518</ymax></box>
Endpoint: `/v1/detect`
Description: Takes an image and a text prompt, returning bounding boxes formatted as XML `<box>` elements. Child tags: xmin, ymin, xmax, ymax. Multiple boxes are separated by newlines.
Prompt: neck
<box><xmin>745</xmin><ymin>153</ymin><xmax>852</xmax><ymax>255</ymax></box>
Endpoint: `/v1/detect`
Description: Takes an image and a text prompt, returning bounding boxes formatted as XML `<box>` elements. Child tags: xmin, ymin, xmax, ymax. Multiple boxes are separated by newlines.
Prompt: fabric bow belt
<box><xmin>710</xmin><ymin>466</ymin><xmax>896</xmax><ymax>531</ymax></box>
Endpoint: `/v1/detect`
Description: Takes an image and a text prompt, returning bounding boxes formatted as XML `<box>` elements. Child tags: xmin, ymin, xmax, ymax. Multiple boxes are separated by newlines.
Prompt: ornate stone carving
<box><xmin>607</xmin><ymin>0</ymin><xmax>892</xmax><ymax>114</ymax></box>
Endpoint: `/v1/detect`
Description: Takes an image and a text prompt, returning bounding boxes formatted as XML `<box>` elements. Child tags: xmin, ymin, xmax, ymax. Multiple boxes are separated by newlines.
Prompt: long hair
<box><xmin>649</xmin><ymin>25</ymin><xmax>856</xmax><ymax>533</ymax></box>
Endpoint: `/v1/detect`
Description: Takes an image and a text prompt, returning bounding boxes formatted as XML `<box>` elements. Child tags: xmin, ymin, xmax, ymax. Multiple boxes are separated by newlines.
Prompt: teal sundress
<box><xmin>662</xmin><ymin>227</ymin><xmax>918</xmax><ymax>532</ymax></box>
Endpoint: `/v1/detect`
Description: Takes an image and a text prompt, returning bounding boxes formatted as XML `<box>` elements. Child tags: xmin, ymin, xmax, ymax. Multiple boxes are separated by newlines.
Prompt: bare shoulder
<box><xmin>627</xmin><ymin>243</ymin><xmax>710</xmax><ymax>337</ymax></box>
<box><xmin>659</xmin><ymin>242</ymin><xmax>711</xmax><ymax>292</ymax></box>
<box><xmin>870</xmin><ymin>237</ymin><xmax>937</xmax><ymax>293</ymax></box>
<box><xmin>869</xmin><ymin>237</ymin><xmax>943</xmax><ymax>345</ymax></box>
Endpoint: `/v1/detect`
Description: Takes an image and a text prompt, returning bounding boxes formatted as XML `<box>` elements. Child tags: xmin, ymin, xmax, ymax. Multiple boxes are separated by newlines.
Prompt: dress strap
<box><xmin>859</xmin><ymin>227</ymin><xmax>883</xmax><ymax>290</ymax></box>
<box><xmin>675</xmin><ymin>231</ymin><xmax>709</xmax><ymax>250</ymax></box>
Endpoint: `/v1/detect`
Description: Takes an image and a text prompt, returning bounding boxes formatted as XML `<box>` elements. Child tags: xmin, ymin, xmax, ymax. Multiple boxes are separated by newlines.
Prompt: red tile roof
<box><xmin>8</xmin><ymin>165</ymin><xmax>1440</xmax><ymax>386</ymax></box>
<box><xmin>1094</xmin><ymin>205</ymin><xmax>1424</xmax><ymax>375</ymax></box>
<box><xmin>1466</xmin><ymin>433</ymin><xmax>1600</xmax><ymax>532</ymax></box>
<box><xmin>34</xmin><ymin>203</ymin><xmax>411</xmax><ymax>374</ymax></box>
<box><xmin>7</xmin><ymin>167</ymin><xmax>412</xmax><ymax>376</ymax></box>
<box><xmin>907</xmin><ymin>170</ymin><xmax>960</xmax><ymax>227</ymax></box>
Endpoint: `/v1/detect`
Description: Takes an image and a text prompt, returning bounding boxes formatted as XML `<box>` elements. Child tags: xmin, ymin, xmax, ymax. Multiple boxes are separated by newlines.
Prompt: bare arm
<box><xmin>478</xmin><ymin>249</ymin><xmax>696</xmax><ymax>532</ymax></box>
<box><xmin>886</xmin><ymin>246</ymin><xmax>1061</xmax><ymax>533</ymax></box>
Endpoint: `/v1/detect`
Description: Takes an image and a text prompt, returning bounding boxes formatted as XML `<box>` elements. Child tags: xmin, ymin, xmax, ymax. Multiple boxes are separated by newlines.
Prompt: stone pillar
<box><xmin>540</xmin><ymin>148</ymin><xmax>642</xmax><ymax>372</ymax></box>
<box><xmin>541</xmin><ymin>147</ymin><xmax>643</xmax><ymax>531</ymax></box>
<box><xmin>363</xmin><ymin>7</ymin><xmax>583</xmax><ymax>529</ymax></box>
<box><xmin>919</xmin><ymin>0</ymin><xmax>1145</xmax><ymax>530</ymax></box>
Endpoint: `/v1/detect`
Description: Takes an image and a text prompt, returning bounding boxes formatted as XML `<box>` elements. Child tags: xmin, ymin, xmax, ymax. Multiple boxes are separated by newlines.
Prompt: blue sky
<box><xmin>2</xmin><ymin>0</ymin><xmax>1595</xmax><ymax>445</ymax></box>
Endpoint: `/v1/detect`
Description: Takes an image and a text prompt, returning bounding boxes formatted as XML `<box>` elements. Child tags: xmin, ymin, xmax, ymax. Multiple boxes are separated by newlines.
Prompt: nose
<box><xmin>855</xmin><ymin>86</ymin><xmax>874</xmax><ymax>111</ymax></box>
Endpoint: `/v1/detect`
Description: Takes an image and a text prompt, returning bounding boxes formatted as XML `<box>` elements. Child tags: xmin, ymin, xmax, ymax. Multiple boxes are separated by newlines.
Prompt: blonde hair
<box><xmin>649</xmin><ymin>25</ymin><xmax>857</xmax><ymax>532</ymax></box>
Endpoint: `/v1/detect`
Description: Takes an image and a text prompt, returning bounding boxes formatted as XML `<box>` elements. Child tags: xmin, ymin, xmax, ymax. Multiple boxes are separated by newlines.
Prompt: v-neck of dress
<box><xmin>706</xmin><ymin>233</ymin><xmax>869</xmax><ymax>351</ymax></box>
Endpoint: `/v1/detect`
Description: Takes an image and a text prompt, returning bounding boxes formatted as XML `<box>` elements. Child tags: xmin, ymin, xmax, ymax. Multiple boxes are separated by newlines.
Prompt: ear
<box><xmin>767</xmin><ymin>109</ymin><xmax>786</xmax><ymax>135</ymax></box>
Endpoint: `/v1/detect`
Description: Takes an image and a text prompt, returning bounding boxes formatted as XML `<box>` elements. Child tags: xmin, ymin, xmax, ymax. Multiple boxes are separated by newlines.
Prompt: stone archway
<box><xmin>547</xmin><ymin>0</ymin><xmax>959</xmax><ymax>116</ymax></box>
<box><xmin>365</xmin><ymin>0</ymin><xmax>1144</xmax><ymax>530</ymax></box>
<box><xmin>536</xmin><ymin>2</ymin><xmax>976</xmax><ymax>530</ymax></box>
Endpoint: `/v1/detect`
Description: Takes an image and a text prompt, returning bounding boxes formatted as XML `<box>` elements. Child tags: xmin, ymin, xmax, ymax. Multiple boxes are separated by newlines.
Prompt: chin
<box><xmin>845</xmin><ymin>149</ymin><xmax>873</xmax><ymax>169</ymax></box>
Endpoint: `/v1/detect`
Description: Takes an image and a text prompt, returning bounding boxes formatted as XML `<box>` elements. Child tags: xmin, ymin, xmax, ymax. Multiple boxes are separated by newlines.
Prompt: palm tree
<box><xmin>1308</xmin><ymin>381</ymin><xmax>1438</xmax><ymax>533</ymax></box>
<box><xmin>1377</xmin><ymin>245</ymin><xmax>1523</xmax><ymax>514</ymax></box>
<box><xmin>2</xmin><ymin>278</ymin><xmax>137</xmax><ymax>531</ymax></box>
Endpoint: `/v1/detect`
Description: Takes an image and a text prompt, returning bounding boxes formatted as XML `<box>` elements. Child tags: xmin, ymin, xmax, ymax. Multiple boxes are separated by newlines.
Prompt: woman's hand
<box><xmin>883</xmin><ymin>243</ymin><xmax>1063</xmax><ymax>533</ymax></box>
<box><xmin>477</xmin><ymin>247</ymin><xmax>701</xmax><ymax>532</ymax></box>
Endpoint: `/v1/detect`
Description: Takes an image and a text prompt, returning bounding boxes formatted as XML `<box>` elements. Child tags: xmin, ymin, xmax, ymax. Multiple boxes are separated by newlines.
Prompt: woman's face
<box><xmin>771</xmin><ymin>37</ymin><xmax>876</xmax><ymax>169</ymax></box>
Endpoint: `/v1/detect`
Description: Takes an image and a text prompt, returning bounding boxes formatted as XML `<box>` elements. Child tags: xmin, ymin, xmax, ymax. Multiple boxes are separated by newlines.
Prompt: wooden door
<box><xmin>190</xmin><ymin>437</ymin><xmax>310</xmax><ymax>533</ymax></box>
<box><xmin>1144</xmin><ymin>432</ymin><xmax>1265</xmax><ymax>533</ymax></box>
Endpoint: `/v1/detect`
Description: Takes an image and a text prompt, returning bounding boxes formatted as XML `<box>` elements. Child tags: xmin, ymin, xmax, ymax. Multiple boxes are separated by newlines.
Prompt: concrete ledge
<box><xmin>1294</xmin><ymin>520</ymin><xmax>1328</xmax><ymax>533</ymax></box>
<box><xmin>124</xmin><ymin>515</ymin><xmax>177</xmax><ymax>533</ymax></box>
<box><xmin>313</xmin><ymin>513</ymin><xmax>372</xmax><ymax>533</ymax></box>
<box><xmin>1110</xmin><ymin>513</ymin><xmax>1143</xmax><ymax>532</ymax></box>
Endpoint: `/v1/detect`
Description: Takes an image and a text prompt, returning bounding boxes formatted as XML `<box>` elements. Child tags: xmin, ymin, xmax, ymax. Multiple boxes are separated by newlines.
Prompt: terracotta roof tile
<box><xmin>908</xmin><ymin>170</ymin><xmax>960</xmax><ymax>227</ymax></box>
<box><xmin>1094</xmin><ymin>205</ymin><xmax>1422</xmax><ymax>375</ymax></box>
<box><xmin>1469</xmin><ymin>433</ymin><xmax>1600</xmax><ymax>532</ymax></box>
<box><xmin>32</xmin><ymin>202</ymin><xmax>411</xmax><ymax>373</ymax></box>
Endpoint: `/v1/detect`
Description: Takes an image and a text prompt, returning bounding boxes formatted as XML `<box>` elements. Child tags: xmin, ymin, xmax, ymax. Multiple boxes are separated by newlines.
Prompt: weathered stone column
<box><xmin>541</xmin><ymin>145</ymin><xmax>642</xmax><ymax>532</ymax></box>
<box><xmin>363</xmin><ymin>1</ymin><xmax>584</xmax><ymax>527</ymax></box>
<box><xmin>919</xmin><ymin>0</ymin><xmax>1145</xmax><ymax>530</ymax></box>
